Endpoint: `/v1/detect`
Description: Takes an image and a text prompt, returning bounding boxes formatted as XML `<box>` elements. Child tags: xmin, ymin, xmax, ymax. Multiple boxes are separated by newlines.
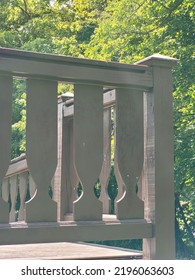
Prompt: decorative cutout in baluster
<box><xmin>29</xmin><ymin>174</ymin><xmax>36</xmax><ymax>199</ymax></box>
<box><xmin>115</xmin><ymin>88</ymin><xmax>144</xmax><ymax>219</ymax></box>
<box><xmin>9</xmin><ymin>175</ymin><xmax>18</xmax><ymax>222</ymax></box>
<box><xmin>18</xmin><ymin>172</ymin><xmax>28</xmax><ymax>221</ymax></box>
<box><xmin>114</xmin><ymin>155</ymin><xmax>125</xmax><ymax>204</ymax></box>
<box><xmin>0</xmin><ymin>75</ymin><xmax>12</xmax><ymax>223</ymax></box>
<box><xmin>26</xmin><ymin>79</ymin><xmax>58</xmax><ymax>222</ymax></box>
<box><xmin>73</xmin><ymin>85</ymin><xmax>103</xmax><ymax>221</ymax></box>
<box><xmin>114</xmin><ymin>105</ymin><xmax>125</xmax><ymax>204</ymax></box>
<box><xmin>99</xmin><ymin>108</ymin><xmax>111</xmax><ymax>214</ymax></box>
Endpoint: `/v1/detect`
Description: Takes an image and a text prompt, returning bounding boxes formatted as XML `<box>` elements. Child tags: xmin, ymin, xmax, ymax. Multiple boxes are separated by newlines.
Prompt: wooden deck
<box><xmin>0</xmin><ymin>242</ymin><xmax>142</xmax><ymax>260</ymax></box>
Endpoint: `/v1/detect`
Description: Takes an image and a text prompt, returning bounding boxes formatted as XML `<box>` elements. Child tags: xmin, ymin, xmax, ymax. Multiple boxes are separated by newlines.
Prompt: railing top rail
<box><xmin>5</xmin><ymin>154</ymin><xmax>28</xmax><ymax>179</ymax></box>
<box><xmin>0</xmin><ymin>47</ymin><xmax>153</xmax><ymax>89</ymax></box>
<box><xmin>0</xmin><ymin>47</ymin><xmax>148</xmax><ymax>72</ymax></box>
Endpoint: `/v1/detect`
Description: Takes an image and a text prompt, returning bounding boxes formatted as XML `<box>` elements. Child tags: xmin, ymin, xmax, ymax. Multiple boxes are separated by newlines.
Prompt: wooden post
<box><xmin>136</xmin><ymin>54</ymin><xmax>178</xmax><ymax>259</ymax></box>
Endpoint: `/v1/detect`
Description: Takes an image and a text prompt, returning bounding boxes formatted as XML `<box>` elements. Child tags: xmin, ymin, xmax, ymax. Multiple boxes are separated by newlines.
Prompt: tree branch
<box><xmin>23</xmin><ymin>0</ymin><xmax>28</xmax><ymax>14</ymax></box>
<box><xmin>153</xmin><ymin>0</ymin><xmax>169</xmax><ymax>11</ymax></box>
<box><xmin>15</xmin><ymin>3</ymin><xmax>31</xmax><ymax>19</ymax></box>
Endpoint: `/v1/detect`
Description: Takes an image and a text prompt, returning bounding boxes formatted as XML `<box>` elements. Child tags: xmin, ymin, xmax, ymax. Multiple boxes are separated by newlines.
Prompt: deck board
<box><xmin>0</xmin><ymin>242</ymin><xmax>142</xmax><ymax>260</ymax></box>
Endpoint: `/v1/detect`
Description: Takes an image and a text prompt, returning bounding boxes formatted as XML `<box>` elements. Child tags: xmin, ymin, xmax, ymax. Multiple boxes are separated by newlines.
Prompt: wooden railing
<box><xmin>2</xmin><ymin>93</ymin><xmax>124</xmax><ymax>222</ymax></box>
<box><xmin>2</xmin><ymin>154</ymin><xmax>35</xmax><ymax>222</ymax></box>
<box><xmin>0</xmin><ymin>48</ymin><xmax>177</xmax><ymax>259</ymax></box>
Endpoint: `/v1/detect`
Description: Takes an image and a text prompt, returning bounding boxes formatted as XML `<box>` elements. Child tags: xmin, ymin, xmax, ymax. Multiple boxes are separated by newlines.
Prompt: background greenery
<box><xmin>0</xmin><ymin>0</ymin><xmax>194</xmax><ymax>258</ymax></box>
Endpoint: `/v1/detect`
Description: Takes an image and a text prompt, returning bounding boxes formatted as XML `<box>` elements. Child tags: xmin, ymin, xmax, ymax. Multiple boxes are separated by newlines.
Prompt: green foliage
<box><xmin>0</xmin><ymin>0</ymin><xmax>194</xmax><ymax>258</ymax></box>
<box><xmin>84</xmin><ymin>0</ymin><xmax>195</xmax><ymax>258</ymax></box>
<box><xmin>11</xmin><ymin>81</ymin><xmax>26</xmax><ymax>158</ymax></box>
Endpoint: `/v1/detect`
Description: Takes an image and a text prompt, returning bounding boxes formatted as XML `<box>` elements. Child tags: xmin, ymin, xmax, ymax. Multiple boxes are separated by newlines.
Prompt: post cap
<box><xmin>135</xmin><ymin>54</ymin><xmax>178</xmax><ymax>68</ymax></box>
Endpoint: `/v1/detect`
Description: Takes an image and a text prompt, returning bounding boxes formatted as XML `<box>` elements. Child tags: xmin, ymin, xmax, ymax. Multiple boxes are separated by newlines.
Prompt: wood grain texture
<box><xmin>137</xmin><ymin>55</ymin><xmax>177</xmax><ymax>259</ymax></box>
<box><xmin>115</xmin><ymin>88</ymin><xmax>144</xmax><ymax>219</ymax></box>
<box><xmin>26</xmin><ymin>79</ymin><xmax>58</xmax><ymax>222</ymax></box>
<box><xmin>73</xmin><ymin>84</ymin><xmax>103</xmax><ymax>220</ymax></box>
<box><xmin>0</xmin><ymin>75</ymin><xmax>12</xmax><ymax>223</ymax></box>
<box><xmin>142</xmin><ymin>72</ymin><xmax>175</xmax><ymax>259</ymax></box>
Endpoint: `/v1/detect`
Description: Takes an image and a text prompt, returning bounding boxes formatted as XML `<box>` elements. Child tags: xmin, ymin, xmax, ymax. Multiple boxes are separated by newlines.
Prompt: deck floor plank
<box><xmin>0</xmin><ymin>242</ymin><xmax>142</xmax><ymax>260</ymax></box>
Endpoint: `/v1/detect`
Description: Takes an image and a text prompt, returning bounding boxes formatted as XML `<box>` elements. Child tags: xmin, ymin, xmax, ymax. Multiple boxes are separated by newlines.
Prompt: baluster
<box><xmin>26</xmin><ymin>79</ymin><xmax>58</xmax><ymax>222</ymax></box>
<box><xmin>115</xmin><ymin>88</ymin><xmax>144</xmax><ymax>219</ymax></box>
<box><xmin>29</xmin><ymin>174</ymin><xmax>36</xmax><ymax>198</ymax></box>
<box><xmin>99</xmin><ymin>108</ymin><xmax>111</xmax><ymax>214</ymax></box>
<box><xmin>73</xmin><ymin>84</ymin><xmax>103</xmax><ymax>221</ymax></box>
<box><xmin>0</xmin><ymin>75</ymin><xmax>12</xmax><ymax>223</ymax></box>
<box><xmin>9</xmin><ymin>175</ymin><xmax>18</xmax><ymax>222</ymax></box>
<box><xmin>2</xmin><ymin>179</ymin><xmax>9</xmax><ymax>203</ymax></box>
<box><xmin>18</xmin><ymin>172</ymin><xmax>28</xmax><ymax>221</ymax></box>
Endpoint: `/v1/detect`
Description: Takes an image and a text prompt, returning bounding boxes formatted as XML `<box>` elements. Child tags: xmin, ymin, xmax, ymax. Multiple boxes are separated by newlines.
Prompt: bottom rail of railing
<box><xmin>0</xmin><ymin>219</ymin><xmax>152</xmax><ymax>245</ymax></box>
